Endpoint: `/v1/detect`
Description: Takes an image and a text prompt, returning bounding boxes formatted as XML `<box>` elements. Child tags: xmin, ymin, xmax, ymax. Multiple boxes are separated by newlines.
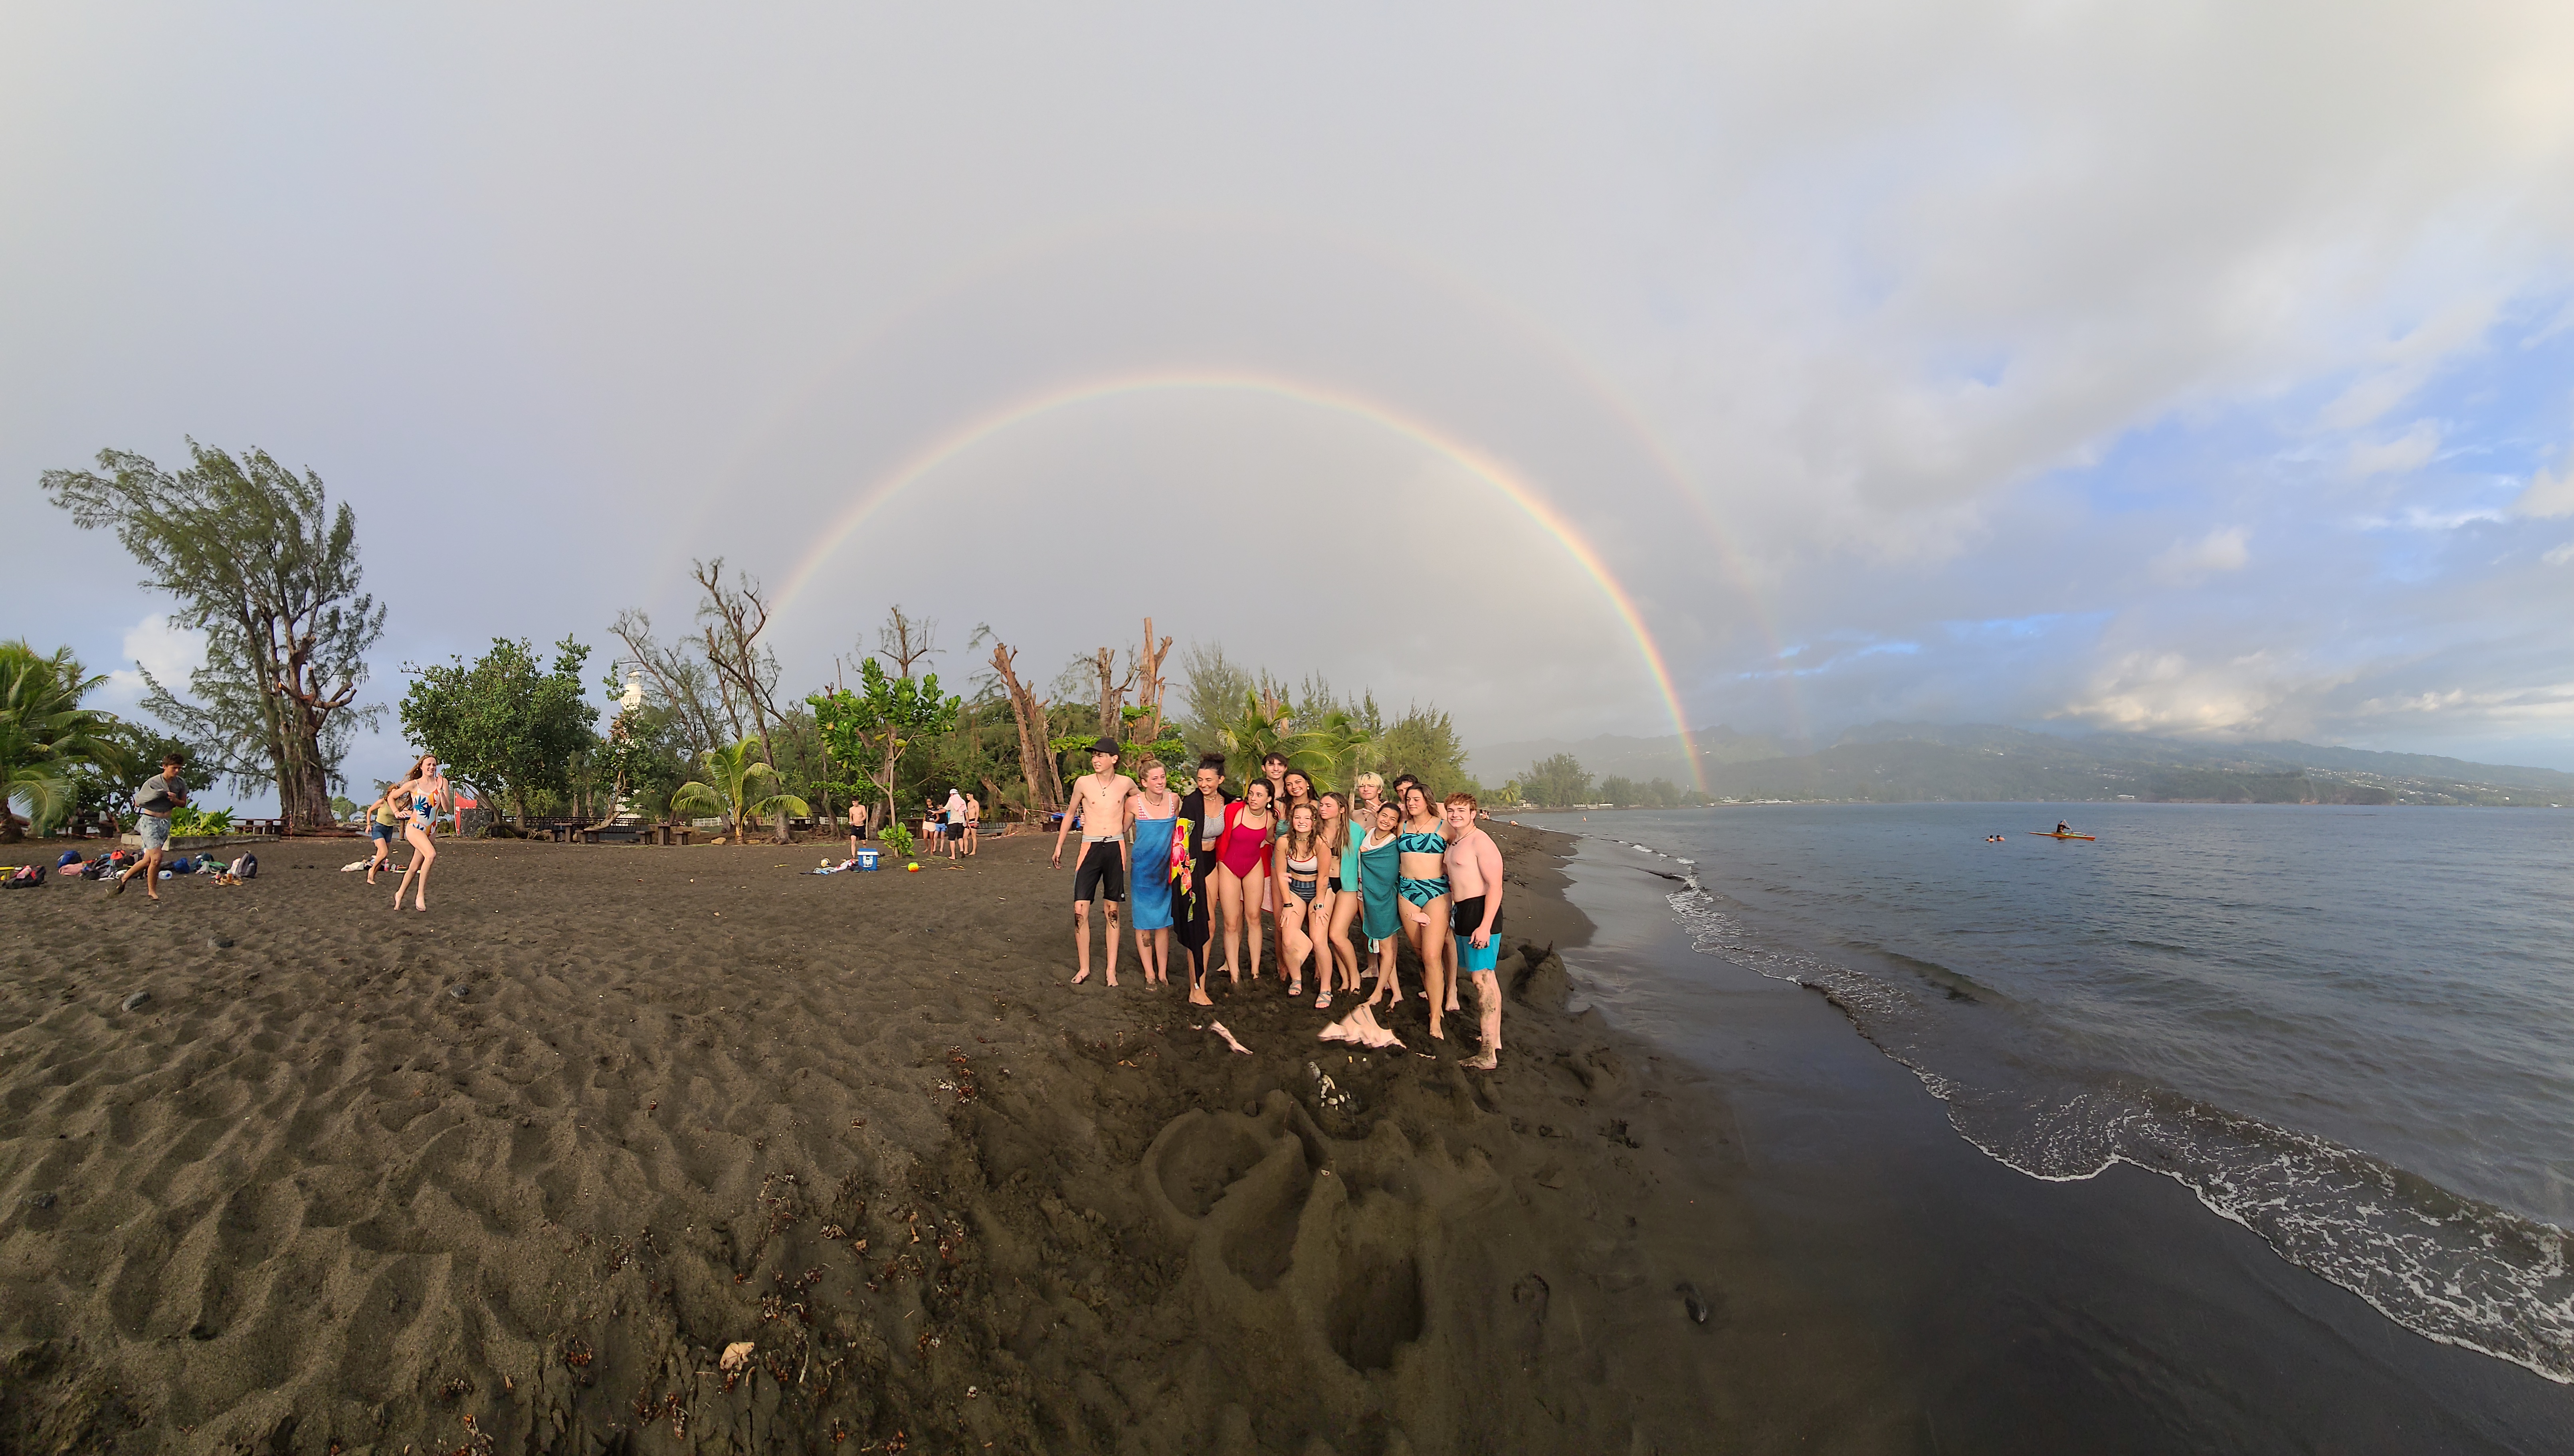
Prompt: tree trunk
<box><xmin>1134</xmin><ymin>617</ymin><xmax>1174</xmax><ymax>746</ymax></box>
<box><xmin>1096</xmin><ymin>646</ymin><xmax>1135</xmax><ymax>750</ymax></box>
<box><xmin>990</xmin><ymin>642</ymin><xmax>1062</xmax><ymax>813</ymax></box>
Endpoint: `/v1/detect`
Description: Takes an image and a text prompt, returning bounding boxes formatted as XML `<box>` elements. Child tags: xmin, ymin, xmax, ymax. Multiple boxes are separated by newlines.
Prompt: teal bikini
<box><xmin>1395</xmin><ymin>823</ymin><xmax>1449</xmax><ymax>907</ymax></box>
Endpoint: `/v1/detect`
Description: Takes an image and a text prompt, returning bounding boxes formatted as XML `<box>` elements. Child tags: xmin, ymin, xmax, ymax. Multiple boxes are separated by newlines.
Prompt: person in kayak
<box><xmin>2055</xmin><ymin>820</ymin><xmax>2072</xmax><ymax>835</ymax></box>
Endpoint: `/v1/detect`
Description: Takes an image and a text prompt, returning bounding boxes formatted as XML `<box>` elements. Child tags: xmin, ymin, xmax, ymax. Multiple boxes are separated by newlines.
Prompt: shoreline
<box><xmin>1548</xmin><ymin>826</ymin><xmax>2574</xmax><ymax>1452</ymax></box>
<box><xmin>2</xmin><ymin>824</ymin><xmax>1893</xmax><ymax>1452</ymax></box>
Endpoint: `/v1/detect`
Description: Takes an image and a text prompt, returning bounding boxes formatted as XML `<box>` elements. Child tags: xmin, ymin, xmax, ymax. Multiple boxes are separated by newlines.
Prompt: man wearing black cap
<box><xmin>1051</xmin><ymin>737</ymin><xmax>1138</xmax><ymax>987</ymax></box>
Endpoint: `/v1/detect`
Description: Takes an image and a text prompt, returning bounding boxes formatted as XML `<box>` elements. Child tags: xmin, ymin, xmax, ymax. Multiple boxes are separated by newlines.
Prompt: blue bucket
<box><xmin>854</xmin><ymin>849</ymin><xmax>880</xmax><ymax>871</ymax></box>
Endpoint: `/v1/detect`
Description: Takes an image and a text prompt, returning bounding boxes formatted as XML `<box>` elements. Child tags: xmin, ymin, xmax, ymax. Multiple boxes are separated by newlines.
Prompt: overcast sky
<box><xmin>8</xmin><ymin>1</ymin><xmax>2574</xmax><ymax>808</ymax></box>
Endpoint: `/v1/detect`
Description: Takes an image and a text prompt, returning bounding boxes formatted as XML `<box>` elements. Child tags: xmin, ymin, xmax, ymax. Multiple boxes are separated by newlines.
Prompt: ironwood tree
<box><xmin>42</xmin><ymin>443</ymin><xmax>383</xmax><ymax>831</ymax></box>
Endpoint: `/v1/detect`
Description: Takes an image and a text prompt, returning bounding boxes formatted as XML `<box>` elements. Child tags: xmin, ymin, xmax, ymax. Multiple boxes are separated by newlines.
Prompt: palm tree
<box><xmin>668</xmin><ymin>737</ymin><xmax>810</xmax><ymax>843</ymax></box>
<box><xmin>1214</xmin><ymin>690</ymin><xmax>1377</xmax><ymax>793</ymax></box>
<box><xmin>1</xmin><ymin>640</ymin><xmax>130</xmax><ymax>841</ymax></box>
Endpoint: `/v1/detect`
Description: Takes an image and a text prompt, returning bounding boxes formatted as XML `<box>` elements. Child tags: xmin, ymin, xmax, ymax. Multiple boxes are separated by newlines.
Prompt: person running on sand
<box><xmin>364</xmin><ymin>776</ymin><xmax>408</xmax><ymax>883</ymax></box>
<box><xmin>1126</xmin><ymin>761</ymin><xmax>1181</xmax><ymax>988</ymax></box>
<box><xmin>1442</xmin><ymin>791</ymin><xmax>1506</xmax><ymax>1070</ymax></box>
<box><xmin>1318</xmin><ymin>792</ymin><xmax>1362</xmax><ymax>1002</ymax></box>
<box><xmin>1213</xmin><ymin>779</ymin><xmax>1275</xmax><ymax>986</ymax></box>
<box><xmin>110</xmin><ymin>752</ymin><xmax>190</xmax><ymax>900</ymax></box>
<box><xmin>1052</xmin><ymin>738</ymin><xmax>1137</xmax><ymax>987</ymax></box>
<box><xmin>1395</xmin><ymin>783</ymin><xmax>1457</xmax><ymax>1037</ymax></box>
<box><xmin>1273</xmin><ymin>799</ymin><xmax>1327</xmax><ymax>1001</ymax></box>
<box><xmin>1358</xmin><ymin>801</ymin><xmax>1405</xmax><ymax>1005</ymax></box>
<box><xmin>392</xmin><ymin>752</ymin><xmax>449</xmax><ymax>912</ymax></box>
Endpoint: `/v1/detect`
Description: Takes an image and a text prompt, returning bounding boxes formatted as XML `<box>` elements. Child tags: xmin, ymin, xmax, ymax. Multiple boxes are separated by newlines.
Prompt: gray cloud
<box><xmin>7</xmin><ymin>0</ymin><xmax>2574</xmax><ymax>800</ymax></box>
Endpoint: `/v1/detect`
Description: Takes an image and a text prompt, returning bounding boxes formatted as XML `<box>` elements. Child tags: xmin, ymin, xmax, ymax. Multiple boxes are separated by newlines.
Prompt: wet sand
<box><xmin>1</xmin><ymin>827</ymin><xmax>1889</xmax><ymax>1454</ymax></box>
<box><xmin>1557</xmin><ymin>833</ymin><xmax>2574</xmax><ymax>1456</ymax></box>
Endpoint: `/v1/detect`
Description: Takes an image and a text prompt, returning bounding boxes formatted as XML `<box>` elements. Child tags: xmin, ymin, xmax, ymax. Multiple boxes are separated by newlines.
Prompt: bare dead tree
<box><xmin>693</xmin><ymin>558</ymin><xmax>813</xmax><ymax>839</ymax></box>
<box><xmin>609</xmin><ymin>608</ymin><xmax>725</xmax><ymax>755</ymax></box>
<box><xmin>876</xmin><ymin>605</ymin><xmax>939</xmax><ymax>679</ymax></box>
<box><xmin>1133</xmin><ymin>617</ymin><xmax>1176</xmax><ymax>746</ymax></box>
<box><xmin>990</xmin><ymin>640</ymin><xmax>1063</xmax><ymax>813</ymax></box>
<box><xmin>1094</xmin><ymin>645</ymin><xmax>1139</xmax><ymax>748</ymax></box>
<box><xmin>692</xmin><ymin>559</ymin><xmax>778</xmax><ymax>752</ymax></box>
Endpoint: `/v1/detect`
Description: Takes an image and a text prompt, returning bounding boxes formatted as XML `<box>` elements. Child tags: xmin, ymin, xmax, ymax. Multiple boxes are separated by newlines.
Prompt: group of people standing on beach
<box><xmin>1051</xmin><ymin>740</ymin><xmax>1507</xmax><ymax>1068</ymax></box>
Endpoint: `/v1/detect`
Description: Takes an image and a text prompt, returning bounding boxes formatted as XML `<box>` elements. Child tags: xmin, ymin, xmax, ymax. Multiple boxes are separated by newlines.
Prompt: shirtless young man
<box><xmin>1051</xmin><ymin>738</ymin><xmax>1138</xmax><ymax>987</ymax></box>
<box><xmin>1442</xmin><ymin>791</ymin><xmax>1507</xmax><ymax>1070</ymax></box>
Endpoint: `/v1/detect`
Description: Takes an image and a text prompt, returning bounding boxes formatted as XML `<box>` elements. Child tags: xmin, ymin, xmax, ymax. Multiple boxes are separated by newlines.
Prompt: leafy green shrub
<box><xmin>167</xmin><ymin>804</ymin><xmax>234</xmax><ymax>837</ymax></box>
<box><xmin>879</xmin><ymin>821</ymin><xmax>916</xmax><ymax>859</ymax></box>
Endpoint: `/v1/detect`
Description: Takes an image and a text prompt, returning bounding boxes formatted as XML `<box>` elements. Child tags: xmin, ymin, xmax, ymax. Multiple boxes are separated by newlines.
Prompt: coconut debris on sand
<box><xmin>0</xmin><ymin>824</ymin><xmax>1900</xmax><ymax>1453</ymax></box>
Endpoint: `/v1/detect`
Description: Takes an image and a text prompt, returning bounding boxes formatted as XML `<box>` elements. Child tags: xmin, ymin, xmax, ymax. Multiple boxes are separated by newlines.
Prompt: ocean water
<box><xmin>1548</xmin><ymin>802</ymin><xmax>2574</xmax><ymax>1384</ymax></box>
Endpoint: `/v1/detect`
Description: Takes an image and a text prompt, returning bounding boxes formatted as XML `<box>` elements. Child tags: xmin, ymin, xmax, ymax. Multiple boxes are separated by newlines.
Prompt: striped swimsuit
<box><xmin>1395</xmin><ymin>823</ymin><xmax>1449</xmax><ymax>907</ymax></box>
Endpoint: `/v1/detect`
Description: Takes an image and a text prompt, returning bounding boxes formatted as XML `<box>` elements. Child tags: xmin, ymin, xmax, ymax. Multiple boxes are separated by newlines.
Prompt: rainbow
<box><xmin>766</xmin><ymin>370</ymin><xmax>1713</xmax><ymax>793</ymax></box>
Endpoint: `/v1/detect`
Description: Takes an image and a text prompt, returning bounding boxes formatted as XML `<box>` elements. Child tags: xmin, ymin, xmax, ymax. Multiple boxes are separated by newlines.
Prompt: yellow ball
<box><xmin>906</xmin><ymin>862</ymin><xmax>921</xmax><ymax>872</ymax></box>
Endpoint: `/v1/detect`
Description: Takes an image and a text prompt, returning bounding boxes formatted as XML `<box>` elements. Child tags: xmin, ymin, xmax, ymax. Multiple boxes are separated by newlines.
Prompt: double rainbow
<box><xmin>766</xmin><ymin>369</ymin><xmax>1718</xmax><ymax>793</ymax></box>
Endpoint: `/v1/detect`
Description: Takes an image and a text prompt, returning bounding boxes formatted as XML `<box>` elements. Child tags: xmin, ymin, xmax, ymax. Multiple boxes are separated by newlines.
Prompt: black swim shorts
<box><xmin>1073</xmin><ymin>840</ymin><xmax>1126</xmax><ymax>904</ymax></box>
<box><xmin>1449</xmin><ymin>895</ymin><xmax>1503</xmax><ymax>939</ymax></box>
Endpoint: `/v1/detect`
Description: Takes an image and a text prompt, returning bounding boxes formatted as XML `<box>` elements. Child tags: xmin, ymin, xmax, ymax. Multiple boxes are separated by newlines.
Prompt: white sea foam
<box><xmin>1665</xmin><ymin>883</ymin><xmax>2574</xmax><ymax>1384</ymax></box>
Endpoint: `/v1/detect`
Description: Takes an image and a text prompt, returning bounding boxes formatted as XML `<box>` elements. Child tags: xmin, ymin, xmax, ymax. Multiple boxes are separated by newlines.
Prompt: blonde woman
<box><xmin>1126</xmin><ymin>762</ymin><xmax>1181</xmax><ymax>988</ymax></box>
<box><xmin>1349</xmin><ymin>771</ymin><xmax>1387</xmax><ymax>829</ymax></box>
<box><xmin>391</xmin><ymin>752</ymin><xmax>451</xmax><ymax>912</ymax></box>
<box><xmin>1317</xmin><ymin>792</ymin><xmax>1362</xmax><ymax>1005</ymax></box>
<box><xmin>1273</xmin><ymin>799</ymin><xmax>1327</xmax><ymax>1001</ymax></box>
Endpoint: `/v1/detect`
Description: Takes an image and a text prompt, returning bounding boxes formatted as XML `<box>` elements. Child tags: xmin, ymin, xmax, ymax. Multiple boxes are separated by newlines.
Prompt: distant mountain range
<box><xmin>1465</xmin><ymin>724</ymin><xmax>1788</xmax><ymax>786</ymax></box>
<box><xmin>1469</xmin><ymin>722</ymin><xmax>2574</xmax><ymax>807</ymax></box>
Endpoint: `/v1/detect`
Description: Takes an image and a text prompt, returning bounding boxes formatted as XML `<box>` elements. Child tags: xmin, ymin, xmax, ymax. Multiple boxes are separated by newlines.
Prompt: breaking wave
<box><xmin>1665</xmin><ymin>878</ymin><xmax>2574</xmax><ymax>1384</ymax></box>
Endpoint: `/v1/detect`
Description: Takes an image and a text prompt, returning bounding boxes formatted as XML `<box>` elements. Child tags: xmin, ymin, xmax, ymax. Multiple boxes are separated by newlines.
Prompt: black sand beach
<box><xmin>2</xmin><ymin>826</ymin><xmax>1895</xmax><ymax>1454</ymax></box>
<box><xmin>16</xmin><ymin>825</ymin><xmax>2566</xmax><ymax>1453</ymax></box>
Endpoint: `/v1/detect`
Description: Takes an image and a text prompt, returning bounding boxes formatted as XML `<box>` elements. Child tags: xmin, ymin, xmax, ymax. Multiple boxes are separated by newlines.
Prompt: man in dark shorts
<box><xmin>112</xmin><ymin>752</ymin><xmax>189</xmax><ymax>901</ymax></box>
<box><xmin>1441</xmin><ymin>791</ymin><xmax>1506</xmax><ymax>1070</ymax></box>
<box><xmin>1051</xmin><ymin>738</ymin><xmax>1137</xmax><ymax>987</ymax></box>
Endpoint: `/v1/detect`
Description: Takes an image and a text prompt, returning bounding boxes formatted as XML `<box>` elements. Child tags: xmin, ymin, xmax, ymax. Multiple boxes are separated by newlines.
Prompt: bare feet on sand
<box><xmin>1462</xmin><ymin>1049</ymin><xmax>1498</xmax><ymax>1070</ymax></box>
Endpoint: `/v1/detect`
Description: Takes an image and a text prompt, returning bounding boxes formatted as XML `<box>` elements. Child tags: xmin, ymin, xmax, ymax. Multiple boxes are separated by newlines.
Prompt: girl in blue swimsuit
<box><xmin>392</xmin><ymin>752</ymin><xmax>447</xmax><ymax>912</ymax></box>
